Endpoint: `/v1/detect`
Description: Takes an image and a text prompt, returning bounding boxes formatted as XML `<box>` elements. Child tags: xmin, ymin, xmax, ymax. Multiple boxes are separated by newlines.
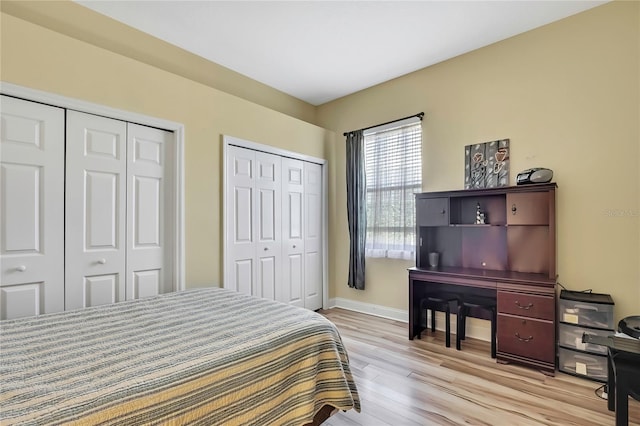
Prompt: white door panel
<box><xmin>0</xmin><ymin>282</ymin><xmax>43</xmax><ymax>320</ymax></box>
<box><xmin>258</xmin><ymin>188</ymin><xmax>276</xmax><ymax>242</ymax></box>
<box><xmin>85</xmin><ymin>171</ymin><xmax>120</xmax><ymax>248</ymax></box>
<box><xmin>133</xmin><ymin>269</ymin><xmax>161</xmax><ymax>299</ymax></box>
<box><xmin>2</xmin><ymin>164</ymin><xmax>40</xmax><ymax>251</ymax></box>
<box><xmin>233</xmin><ymin>259</ymin><xmax>253</xmax><ymax>295</ymax></box>
<box><xmin>126</xmin><ymin>123</ymin><xmax>173</xmax><ymax>299</ymax></box>
<box><xmin>258</xmin><ymin>256</ymin><xmax>277</xmax><ymax>300</ymax></box>
<box><xmin>84</xmin><ymin>274</ymin><xmax>118</xmax><ymax>306</ymax></box>
<box><xmin>286</xmin><ymin>253</ymin><xmax>304</xmax><ymax>305</ymax></box>
<box><xmin>304</xmin><ymin>162</ymin><xmax>323</xmax><ymax>310</ymax></box>
<box><xmin>65</xmin><ymin>111</ymin><xmax>127</xmax><ymax>310</ymax></box>
<box><xmin>282</xmin><ymin>158</ymin><xmax>304</xmax><ymax>307</ymax></box>
<box><xmin>134</xmin><ymin>177</ymin><xmax>161</xmax><ymax>245</ymax></box>
<box><xmin>0</xmin><ymin>95</ymin><xmax>64</xmax><ymax>319</ymax></box>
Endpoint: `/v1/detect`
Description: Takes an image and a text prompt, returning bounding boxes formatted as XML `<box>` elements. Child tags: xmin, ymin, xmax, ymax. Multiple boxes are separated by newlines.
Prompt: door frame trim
<box><xmin>0</xmin><ymin>82</ymin><xmax>186</xmax><ymax>292</ymax></box>
<box><xmin>222</xmin><ymin>135</ymin><xmax>328</xmax><ymax>310</ymax></box>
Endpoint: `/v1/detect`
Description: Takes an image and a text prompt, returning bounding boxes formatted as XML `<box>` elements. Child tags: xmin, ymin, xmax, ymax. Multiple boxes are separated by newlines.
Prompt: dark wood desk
<box><xmin>583</xmin><ymin>334</ymin><xmax>640</xmax><ymax>426</ymax></box>
<box><xmin>409</xmin><ymin>267</ymin><xmax>556</xmax><ymax>374</ymax></box>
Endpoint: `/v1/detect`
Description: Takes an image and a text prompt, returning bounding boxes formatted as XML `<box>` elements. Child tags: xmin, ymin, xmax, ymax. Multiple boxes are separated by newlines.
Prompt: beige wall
<box><xmin>0</xmin><ymin>9</ymin><xmax>332</xmax><ymax>288</ymax></box>
<box><xmin>318</xmin><ymin>1</ymin><xmax>640</xmax><ymax>321</ymax></box>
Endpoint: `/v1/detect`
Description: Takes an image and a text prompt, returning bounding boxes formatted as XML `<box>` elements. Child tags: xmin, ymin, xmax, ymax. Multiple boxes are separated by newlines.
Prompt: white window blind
<box><xmin>364</xmin><ymin>117</ymin><xmax>422</xmax><ymax>260</ymax></box>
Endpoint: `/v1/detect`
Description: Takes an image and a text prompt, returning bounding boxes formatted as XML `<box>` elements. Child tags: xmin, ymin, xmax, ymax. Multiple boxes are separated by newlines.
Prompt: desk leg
<box><xmin>615</xmin><ymin>383</ymin><xmax>628</xmax><ymax>426</ymax></box>
<box><xmin>409</xmin><ymin>279</ymin><xmax>415</xmax><ymax>340</ymax></box>
<box><xmin>614</xmin><ymin>356</ymin><xmax>635</xmax><ymax>426</ymax></box>
<box><xmin>409</xmin><ymin>279</ymin><xmax>419</xmax><ymax>340</ymax></box>
<box><xmin>608</xmin><ymin>348</ymin><xmax>615</xmax><ymax>412</ymax></box>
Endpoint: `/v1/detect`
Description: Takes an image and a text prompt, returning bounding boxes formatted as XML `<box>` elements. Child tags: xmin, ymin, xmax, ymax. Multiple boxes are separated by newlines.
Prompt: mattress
<box><xmin>0</xmin><ymin>288</ymin><xmax>360</xmax><ymax>425</ymax></box>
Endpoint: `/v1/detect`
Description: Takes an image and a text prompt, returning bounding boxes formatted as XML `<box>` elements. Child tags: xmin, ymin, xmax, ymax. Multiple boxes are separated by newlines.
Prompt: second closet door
<box><xmin>225</xmin><ymin>142</ymin><xmax>324</xmax><ymax>310</ymax></box>
<box><xmin>65</xmin><ymin>111</ymin><xmax>127</xmax><ymax>309</ymax></box>
<box><xmin>225</xmin><ymin>146</ymin><xmax>282</xmax><ymax>299</ymax></box>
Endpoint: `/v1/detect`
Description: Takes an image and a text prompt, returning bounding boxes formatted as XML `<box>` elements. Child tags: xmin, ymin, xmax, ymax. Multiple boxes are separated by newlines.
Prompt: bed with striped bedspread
<box><xmin>0</xmin><ymin>288</ymin><xmax>360</xmax><ymax>425</ymax></box>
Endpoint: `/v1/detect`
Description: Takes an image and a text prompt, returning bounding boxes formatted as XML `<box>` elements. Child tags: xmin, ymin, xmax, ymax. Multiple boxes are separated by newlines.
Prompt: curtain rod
<box><xmin>343</xmin><ymin>112</ymin><xmax>424</xmax><ymax>136</ymax></box>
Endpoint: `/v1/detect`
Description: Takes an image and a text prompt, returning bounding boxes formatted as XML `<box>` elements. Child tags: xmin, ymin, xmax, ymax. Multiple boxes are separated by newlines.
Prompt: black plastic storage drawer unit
<box><xmin>558</xmin><ymin>290</ymin><xmax>615</xmax><ymax>382</ymax></box>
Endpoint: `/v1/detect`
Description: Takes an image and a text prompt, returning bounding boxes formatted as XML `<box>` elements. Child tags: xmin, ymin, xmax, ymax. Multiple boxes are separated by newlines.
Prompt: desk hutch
<box><xmin>409</xmin><ymin>183</ymin><xmax>557</xmax><ymax>375</ymax></box>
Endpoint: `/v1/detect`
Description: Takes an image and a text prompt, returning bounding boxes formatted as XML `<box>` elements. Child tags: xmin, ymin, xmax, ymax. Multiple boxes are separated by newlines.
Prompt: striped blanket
<box><xmin>0</xmin><ymin>288</ymin><xmax>360</xmax><ymax>425</ymax></box>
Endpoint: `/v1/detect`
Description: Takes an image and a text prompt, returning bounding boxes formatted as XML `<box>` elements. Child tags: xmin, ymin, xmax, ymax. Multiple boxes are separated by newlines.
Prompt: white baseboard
<box><xmin>329</xmin><ymin>297</ymin><xmax>408</xmax><ymax>322</ymax></box>
<box><xmin>328</xmin><ymin>297</ymin><xmax>491</xmax><ymax>342</ymax></box>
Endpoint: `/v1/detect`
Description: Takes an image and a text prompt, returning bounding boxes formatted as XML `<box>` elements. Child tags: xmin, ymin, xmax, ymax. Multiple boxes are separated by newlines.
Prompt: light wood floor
<box><xmin>319</xmin><ymin>308</ymin><xmax>640</xmax><ymax>426</ymax></box>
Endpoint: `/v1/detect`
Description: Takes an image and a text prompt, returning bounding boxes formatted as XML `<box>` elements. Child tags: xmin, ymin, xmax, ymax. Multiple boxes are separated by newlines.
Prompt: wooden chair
<box><xmin>419</xmin><ymin>293</ymin><xmax>460</xmax><ymax>347</ymax></box>
<box><xmin>456</xmin><ymin>296</ymin><xmax>497</xmax><ymax>358</ymax></box>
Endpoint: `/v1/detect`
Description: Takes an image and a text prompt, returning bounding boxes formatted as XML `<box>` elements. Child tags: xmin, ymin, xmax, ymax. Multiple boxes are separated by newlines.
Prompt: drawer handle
<box><xmin>440</xmin><ymin>209</ymin><xmax>446</xmax><ymax>215</ymax></box>
<box><xmin>515</xmin><ymin>300</ymin><xmax>534</xmax><ymax>310</ymax></box>
<box><xmin>515</xmin><ymin>332</ymin><xmax>533</xmax><ymax>342</ymax></box>
<box><xmin>511</xmin><ymin>204</ymin><xmax>517</xmax><ymax>215</ymax></box>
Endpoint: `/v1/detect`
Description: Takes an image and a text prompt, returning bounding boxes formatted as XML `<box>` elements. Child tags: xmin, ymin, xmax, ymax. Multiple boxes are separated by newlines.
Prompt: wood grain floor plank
<box><xmin>320</xmin><ymin>308</ymin><xmax>640</xmax><ymax>426</ymax></box>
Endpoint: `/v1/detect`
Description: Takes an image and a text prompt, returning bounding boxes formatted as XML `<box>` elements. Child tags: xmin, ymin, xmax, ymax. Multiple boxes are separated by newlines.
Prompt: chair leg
<box><xmin>456</xmin><ymin>305</ymin><xmax>464</xmax><ymax>350</ymax></box>
<box><xmin>461</xmin><ymin>306</ymin><xmax>467</xmax><ymax>340</ymax></box>
<box><xmin>445</xmin><ymin>304</ymin><xmax>451</xmax><ymax>348</ymax></box>
<box><xmin>417</xmin><ymin>308</ymin><xmax>426</xmax><ymax>339</ymax></box>
<box><xmin>430</xmin><ymin>308</ymin><xmax>436</xmax><ymax>332</ymax></box>
<box><xmin>490</xmin><ymin>307</ymin><xmax>497</xmax><ymax>358</ymax></box>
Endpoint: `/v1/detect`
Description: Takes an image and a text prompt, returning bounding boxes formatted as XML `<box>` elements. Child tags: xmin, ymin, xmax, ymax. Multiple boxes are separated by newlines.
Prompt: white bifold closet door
<box><xmin>0</xmin><ymin>95</ymin><xmax>65</xmax><ymax>319</ymax></box>
<box><xmin>65</xmin><ymin>111</ymin><xmax>127</xmax><ymax>309</ymax></box>
<box><xmin>281</xmin><ymin>158</ymin><xmax>304</xmax><ymax>307</ymax></box>
<box><xmin>226</xmin><ymin>146</ymin><xmax>282</xmax><ymax>300</ymax></box>
<box><xmin>281</xmin><ymin>159</ymin><xmax>323</xmax><ymax>310</ymax></box>
<box><xmin>126</xmin><ymin>123</ymin><xmax>174</xmax><ymax>301</ymax></box>
<box><xmin>303</xmin><ymin>161</ymin><xmax>323</xmax><ymax>310</ymax></box>
<box><xmin>65</xmin><ymin>111</ymin><xmax>173</xmax><ymax>310</ymax></box>
<box><xmin>226</xmin><ymin>144</ymin><xmax>323</xmax><ymax>311</ymax></box>
<box><xmin>253</xmin><ymin>152</ymin><xmax>282</xmax><ymax>301</ymax></box>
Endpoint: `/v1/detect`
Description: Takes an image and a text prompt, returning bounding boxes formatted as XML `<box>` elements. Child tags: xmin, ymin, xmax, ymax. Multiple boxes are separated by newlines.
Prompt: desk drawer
<box><xmin>498</xmin><ymin>313</ymin><xmax>555</xmax><ymax>363</ymax></box>
<box><xmin>498</xmin><ymin>290</ymin><xmax>554</xmax><ymax>320</ymax></box>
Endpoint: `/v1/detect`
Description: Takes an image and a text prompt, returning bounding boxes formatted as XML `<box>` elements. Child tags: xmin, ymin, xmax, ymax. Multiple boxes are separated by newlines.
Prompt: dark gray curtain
<box><xmin>346</xmin><ymin>131</ymin><xmax>366</xmax><ymax>290</ymax></box>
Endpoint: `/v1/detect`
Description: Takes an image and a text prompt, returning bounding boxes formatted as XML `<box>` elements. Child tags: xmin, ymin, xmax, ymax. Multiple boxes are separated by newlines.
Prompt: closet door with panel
<box><xmin>65</xmin><ymin>111</ymin><xmax>127</xmax><ymax>310</ymax></box>
<box><xmin>225</xmin><ymin>140</ymin><xmax>325</xmax><ymax>310</ymax></box>
<box><xmin>65</xmin><ymin>112</ymin><xmax>175</xmax><ymax>310</ymax></box>
<box><xmin>225</xmin><ymin>145</ymin><xmax>282</xmax><ymax>299</ymax></box>
<box><xmin>282</xmin><ymin>157</ymin><xmax>305</xmax><ymax>307</ymax></box>
<box><xmin>0</xmin><ymin>93</ymin><xmax>178</xmax><ymax>319</ymax></box>
<box><xmin>126</xmin><ymin>123</ymin><xmax>174</xmax><ymax>300</ymax></box>
<box><xmin>303</xmin><ymin>161</ymin><xmax>323</xmax><ymax>311</ymax></box>
<box><xmin>0</xmin><ymin>95</ymin><xmax>65</xmax><ymax>319</ymax></box>
<box><xmin>253</xmin><ymin>151</ymin><xmax>282</xmax><ymax>300</ymax></box>
<box><xmin>226</xmin><ymin>145</ymin><xmax>256</xmax><ymax>296</ymax></box>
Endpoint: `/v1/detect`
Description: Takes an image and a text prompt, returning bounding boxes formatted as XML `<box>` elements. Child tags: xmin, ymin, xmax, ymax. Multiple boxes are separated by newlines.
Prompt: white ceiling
<box><xmin>75</xmin><ymin>1</ymin><xmax>608</xmax><ymax>106</ymax></box>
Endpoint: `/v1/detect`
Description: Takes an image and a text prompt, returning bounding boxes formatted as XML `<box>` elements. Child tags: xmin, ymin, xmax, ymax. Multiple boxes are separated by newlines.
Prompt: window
<box><xmin>364</xmin><ymin>117</ymin><xmax>422</xmax><ymax>260</ymax></box>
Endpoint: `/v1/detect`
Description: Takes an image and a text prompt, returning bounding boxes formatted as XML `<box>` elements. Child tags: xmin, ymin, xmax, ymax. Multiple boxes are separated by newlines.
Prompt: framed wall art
<box><xmin>464</xmin><ymin>139</ymin><xmax>510</xmax><ymax>189</ymax></box>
